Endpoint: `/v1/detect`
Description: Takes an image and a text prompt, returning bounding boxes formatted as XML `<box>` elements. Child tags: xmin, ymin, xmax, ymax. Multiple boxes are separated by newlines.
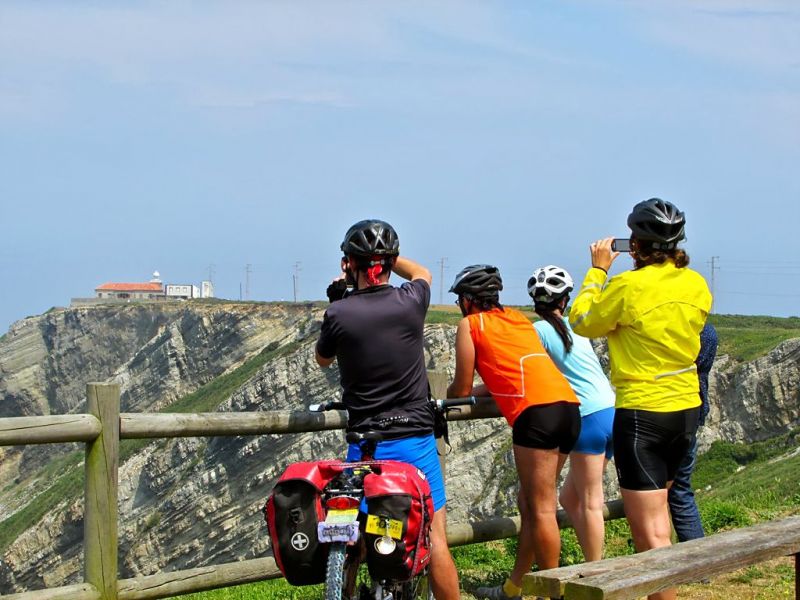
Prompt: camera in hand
<box><xmin>611</xmin><ymin>238</ymin><xmax>631</xmax><ymax>253</ymax></box>
<box><xmin>326</xmin><ymin>279</ymin><xmax>349</xmax><ymax>303</ymax></box>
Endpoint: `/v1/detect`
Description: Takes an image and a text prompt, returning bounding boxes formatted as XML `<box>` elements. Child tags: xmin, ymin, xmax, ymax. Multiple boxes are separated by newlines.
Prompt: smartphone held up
<box><xmin>611</xmin><ymin>238</ymin><xmax>631</xmax><ymax>253</ymax></box>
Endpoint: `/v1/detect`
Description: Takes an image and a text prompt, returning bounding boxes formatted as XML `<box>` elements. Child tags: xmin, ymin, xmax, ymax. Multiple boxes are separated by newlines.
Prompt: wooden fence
<box><xmin>0</xmin><ymin>376</ymin><xmax>626</xmax><ymax>600</ymax></box>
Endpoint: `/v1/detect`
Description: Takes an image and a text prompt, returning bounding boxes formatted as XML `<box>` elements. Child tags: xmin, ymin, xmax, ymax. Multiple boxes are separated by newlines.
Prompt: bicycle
<box><xmin>309</xmin><ymin>397</ymin><xmax>475</xmax><ymax>600</ymax></box>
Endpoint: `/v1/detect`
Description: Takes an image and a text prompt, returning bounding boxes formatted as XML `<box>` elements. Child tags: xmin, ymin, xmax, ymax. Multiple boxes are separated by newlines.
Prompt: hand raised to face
<box><xmin>590</xmin><ymin>237</ymin><xmax>621</xmax><ymax>272</ymax></box>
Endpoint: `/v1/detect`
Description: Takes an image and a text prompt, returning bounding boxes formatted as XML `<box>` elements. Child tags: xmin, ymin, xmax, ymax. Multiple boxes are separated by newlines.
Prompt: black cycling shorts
<box><xmin>613</xmin><ymin>406</ymin><xmax>701</xmax><ymax>491</ymax></box>
<box><xmin>512</xmin><ymin>402</ymin><xmax>581</xmax><ymax>454</ymax></box>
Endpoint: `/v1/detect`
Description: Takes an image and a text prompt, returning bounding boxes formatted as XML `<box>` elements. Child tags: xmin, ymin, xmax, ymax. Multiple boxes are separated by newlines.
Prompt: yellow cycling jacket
<box><xmin>569</xmin><ymin>261</ymin><xmax>712</xmax><ymax>412</ymax></box>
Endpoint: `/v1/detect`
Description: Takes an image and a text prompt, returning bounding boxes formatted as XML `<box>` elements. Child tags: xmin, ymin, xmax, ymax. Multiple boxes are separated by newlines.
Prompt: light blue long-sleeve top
<box><xmin>534</xmin><ymin>317</ymin><xmax>616</xmax><ymax>417</ymax></box>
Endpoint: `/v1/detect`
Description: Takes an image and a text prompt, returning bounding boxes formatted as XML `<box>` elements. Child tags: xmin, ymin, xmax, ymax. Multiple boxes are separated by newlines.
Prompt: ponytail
<box><xmin>535</xmin><ymin>302</ymin><xmax>573</xmax><ymax>353</ymax></box>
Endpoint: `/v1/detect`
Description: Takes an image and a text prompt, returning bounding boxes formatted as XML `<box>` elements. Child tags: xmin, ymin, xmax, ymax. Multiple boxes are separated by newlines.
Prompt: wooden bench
<box><xmin>522</xmin><ymin>515</ymin><xmax>800</xmax><ymax>599</ymax></box>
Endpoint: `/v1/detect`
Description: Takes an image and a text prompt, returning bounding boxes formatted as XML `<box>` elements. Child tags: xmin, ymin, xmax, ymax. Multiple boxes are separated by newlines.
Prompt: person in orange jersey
<box><xmin>446</xmin><ymin>264</ymin><xmax>581</xmax><ymax>600</ymax></box>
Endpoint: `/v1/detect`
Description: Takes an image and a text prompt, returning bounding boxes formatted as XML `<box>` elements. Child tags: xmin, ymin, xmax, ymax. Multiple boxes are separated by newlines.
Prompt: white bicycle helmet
<box><xmin>527</xmin><ymin>265</ymin><xmax>574</xmax><ymax>304</ymax></box>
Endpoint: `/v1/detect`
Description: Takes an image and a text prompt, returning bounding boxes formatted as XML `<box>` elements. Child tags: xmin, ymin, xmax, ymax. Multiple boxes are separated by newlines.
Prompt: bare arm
<box><xmin>315</xmin><ymin>312</ymin><xmax>337</xmax><ymax>367</ymax></box>
<box><xmin>393</xmin><ymin>256</ymin><xmax>432</xmax><ymax>285</ymax></box>
<box><xmin>315</xmin><ymin>347</ymin><xmax>335</xmax><ymax>368</ymax></box>
<box><xmin>447</xmin><ymin>317</ymin><xmax>477</xmax><ymax>398</ymax></box>
<box><xmin>471</xmin><ymin>383</ymin><xmax>490</xmax><ymax>397</ymax></box>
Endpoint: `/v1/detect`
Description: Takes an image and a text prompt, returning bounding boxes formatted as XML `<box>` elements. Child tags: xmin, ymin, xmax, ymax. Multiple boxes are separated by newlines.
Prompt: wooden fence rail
<box><xmin>0</xmin><ymin>400</ymin><xmax>504</xmax><ymax>445</ymax></box>
<box><xmin>0</xmin><ymin>376</ymin><xmax>558</xmax><ymax>600</ymax></box>
<box><xmin>2</xmin><ymin>376</ymin><xmax>798</xmax><ymax>599</ymax></box>
<box><xmin>0</xmin><ymin>414</ymin><xmax>101</xmax><ymax>445</ymax></box>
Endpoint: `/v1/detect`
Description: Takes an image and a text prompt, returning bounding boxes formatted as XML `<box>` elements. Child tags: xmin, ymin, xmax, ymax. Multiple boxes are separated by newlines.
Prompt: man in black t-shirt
<box><xmin>315</xmin><ymin>219</ymin><xmax>460</xmax><ymax>600</ymax></box>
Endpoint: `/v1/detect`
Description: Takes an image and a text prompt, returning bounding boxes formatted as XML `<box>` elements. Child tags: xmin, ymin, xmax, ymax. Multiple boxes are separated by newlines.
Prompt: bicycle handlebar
<box><xmin>310</xmin><ymin>396</ymin><xmax>476</xmax><ymax>414</ymax></box>
<box><xmin>308</xmin><ymin>400</ymin><xmax>347</xmax><ymax>413</ymax></box>
<box><xmin>431</xmin><ymin>396</ymin><xmax>477</xmax><ymax>411</ymax></box>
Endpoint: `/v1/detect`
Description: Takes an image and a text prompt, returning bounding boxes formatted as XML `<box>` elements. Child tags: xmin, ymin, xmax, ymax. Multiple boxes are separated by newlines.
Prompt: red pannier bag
<box><xmin>362</xmin><ymin>460</ymin><xmax>434</xmax><ymax>582</ymax></box>
<box><xmin>264</xmin><ymin>460</ymin><xmax>342</xmax><ymax>585</ymax></box>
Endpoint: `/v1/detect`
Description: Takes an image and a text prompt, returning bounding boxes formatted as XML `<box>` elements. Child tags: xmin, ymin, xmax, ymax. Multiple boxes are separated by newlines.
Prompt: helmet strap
<box><xmin>457</xmin><ymin>295</ymin><xmax>469</xmax><ymax>317</ymax></box>
<box><xmin>651</xmin><ymin>241</ymin><xmax>678</xmax><ymax>250</ymax></box>
<box><xmin>344</xmin><ymin>267</ymin><xmax>357</xmax><ymax>289</ymax></box>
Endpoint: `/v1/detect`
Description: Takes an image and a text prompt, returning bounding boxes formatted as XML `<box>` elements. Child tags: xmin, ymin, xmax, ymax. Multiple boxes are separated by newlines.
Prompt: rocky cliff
<box><xmin>0</xmin><ymin>303</ymin><xmax>798</xmax><ymax>593</ymax></box>
<box><xmin>701</xmin><ymin>338</ymin><xmax>800</xmax><ymax>448</ymax></box>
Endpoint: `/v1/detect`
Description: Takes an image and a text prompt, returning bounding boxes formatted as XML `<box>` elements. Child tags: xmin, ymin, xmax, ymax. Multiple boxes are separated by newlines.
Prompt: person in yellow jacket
<box><xmin>569</xmin><ymin>198</ymin><xmax>712</xmax><ymax>600</ymax></box>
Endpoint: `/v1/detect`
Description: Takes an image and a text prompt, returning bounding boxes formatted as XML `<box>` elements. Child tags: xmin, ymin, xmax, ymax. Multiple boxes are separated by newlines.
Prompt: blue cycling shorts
<box><xmin>572</xmin><ymin>406</ymin><xmax>615</xmax><ymax>458</ymax></box>
<box><xmin>346</xmin><ymin>433</ymin><xmax>446</xmax><ymax>511</ymax></box>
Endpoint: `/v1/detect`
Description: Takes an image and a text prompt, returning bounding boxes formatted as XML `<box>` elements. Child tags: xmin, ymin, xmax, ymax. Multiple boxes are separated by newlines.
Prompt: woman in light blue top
<box><xmin>529</xmin><ymin>265</ymin><xmax>616</xmax><ymax>562</ymax></box>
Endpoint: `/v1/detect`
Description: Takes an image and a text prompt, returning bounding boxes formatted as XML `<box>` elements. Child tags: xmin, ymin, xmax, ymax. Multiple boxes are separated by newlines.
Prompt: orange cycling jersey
<box><xmin>468</xmin><ymin>307</ymin><xmax>579</xmax><ymax>426</ymax></box>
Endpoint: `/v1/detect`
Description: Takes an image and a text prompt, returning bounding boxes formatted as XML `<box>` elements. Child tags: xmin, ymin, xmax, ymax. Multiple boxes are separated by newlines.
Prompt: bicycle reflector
<box><xmin>325</xmin><ymin>495</ymin><xmax>360</xmax><ymax>510</ymax></box>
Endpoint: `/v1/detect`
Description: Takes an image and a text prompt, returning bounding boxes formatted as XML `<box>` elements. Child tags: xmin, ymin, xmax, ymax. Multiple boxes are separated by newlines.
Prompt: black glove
<box><xmin>326</xmin><ymin>279</ymin><xmax>349</xmax><ymax>303</ymax></box>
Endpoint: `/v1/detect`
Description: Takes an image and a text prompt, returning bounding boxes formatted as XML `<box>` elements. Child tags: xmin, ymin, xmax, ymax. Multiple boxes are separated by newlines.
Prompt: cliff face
<box><xmin>0</xmin><ymin>302</ymin><xmax>314</xmax><ymax>419</ymax></box>
<box><xmin>0</xmin><ymin>304</ymin><xmax>798</xmax><ymax>593</ymax></box>
<box><xmin>0</xmin><ymin>301</ymin><xmax>315</xmax><ymax>549</ymax></box>
<box><xmin>0</xmin><ymin>320</ymin><xmax>508</xmax><ymax>591</ymax></box>
<box><xmin>700</xmin><ymin>339</ymin><xmax>800</xmax><ymax>448</ymax></box>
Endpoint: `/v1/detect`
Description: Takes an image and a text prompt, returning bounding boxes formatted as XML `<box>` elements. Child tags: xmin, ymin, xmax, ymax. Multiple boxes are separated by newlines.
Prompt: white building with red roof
<box><xmin>95</xmin><ymin>272</ymin><xmax>165</xmax><ymax>300</ymax></box>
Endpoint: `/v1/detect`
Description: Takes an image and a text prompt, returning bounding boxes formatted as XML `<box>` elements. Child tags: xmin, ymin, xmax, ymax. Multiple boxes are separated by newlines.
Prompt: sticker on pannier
<box><xmin>362</xmin><ymin>460</ymin><xmax>434</xmax><ymax>582</ymax></box>
<box><xmin>264</xmin><ymin>461</ymin><xmax>342</xmax><ymax>586</ymax></box>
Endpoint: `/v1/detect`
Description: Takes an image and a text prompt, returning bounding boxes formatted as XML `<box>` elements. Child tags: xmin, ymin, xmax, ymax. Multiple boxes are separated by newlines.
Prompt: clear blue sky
<box><xmin>1</xmin><ymin>1</ymin><xmax>798</xmax><ymax>332</ymax></box>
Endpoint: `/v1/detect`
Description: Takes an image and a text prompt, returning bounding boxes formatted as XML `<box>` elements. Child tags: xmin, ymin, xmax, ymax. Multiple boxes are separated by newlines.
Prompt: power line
<box><xmin>292</xmin><ymin>262</ymin><xmax>302</xmax><ymax>302</ymax></box>
<box><xmin>721</xmin><ymin>265</ymin><xmax>800</xmax><ymax>270</ymax></box>
<box><xmin>708</xmin><ymin>256</ymin><xmax>720</xmax><ymax>314</ymax></box>
<box><xmin>717</xmin><ymin>259</ymin><xmax>800</xmax><ymax>265</ymax></box>
<box><xmin>718</xmin><ymin>290</ymin><xmax>800</xmax><ymax>298</ymax></box>
<box><xmin>720</xmin><ymin>270</ymin><xmax>800</xmax><ymax>276</ymax></box>
<box><xmin>722</xmin><ymin>263</ymin><xmax>800</xmax><ymax>267</ymax></box>
<box><xmin>245</xmin><ymin>264</ymin><xmax>252</xmax><ymax>300</ymax></box>
<box><xmin>438</xmin><ymin>257</ymin><xmax>448</xmax><ymax>305</ymax></box>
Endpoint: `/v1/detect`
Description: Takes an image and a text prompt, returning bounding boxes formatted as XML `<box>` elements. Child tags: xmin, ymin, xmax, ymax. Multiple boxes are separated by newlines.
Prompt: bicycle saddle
<box><xmin>345</xmin><ymin>431</ymin><xmax>384</xmax><ymax>445</ymax></box>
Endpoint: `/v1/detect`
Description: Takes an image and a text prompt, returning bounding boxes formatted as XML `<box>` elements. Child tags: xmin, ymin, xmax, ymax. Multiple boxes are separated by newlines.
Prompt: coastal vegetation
<box><xmin>174</xmin><ymin>432</ymin><xmax>800</xmax><ymax>599</ymax></box>
<box><xmin>709</xmin><ymin>314</ymin><xmax>800</xmax><ymax>361</ymax></box>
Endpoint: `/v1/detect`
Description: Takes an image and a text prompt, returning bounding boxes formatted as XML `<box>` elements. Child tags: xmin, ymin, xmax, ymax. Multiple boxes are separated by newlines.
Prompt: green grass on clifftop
<box><xmin>426</xmin><ymin>305</ymin><xmax>536</xmax><ymax>326</ymax></box>
<box><xmin>707</xmin><ymin>314</ymin><xmax>800</xmax><ymax>362</ymax></box>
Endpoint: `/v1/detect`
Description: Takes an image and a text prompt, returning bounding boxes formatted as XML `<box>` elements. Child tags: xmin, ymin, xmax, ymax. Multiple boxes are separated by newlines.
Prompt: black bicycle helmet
<box><xmin>627</xmin><ymin>198</ymin><xmax>686</xmax><ymax>249</ymax></box>
<box><xmin>340</xmin><ymin>219</ymin><xmax>400</xmax><ymax>257</ymax></box>
<box><xmin>449</xmin><ymin>264</ymin><xmax>503</xmax><ymax>299</ymax></box>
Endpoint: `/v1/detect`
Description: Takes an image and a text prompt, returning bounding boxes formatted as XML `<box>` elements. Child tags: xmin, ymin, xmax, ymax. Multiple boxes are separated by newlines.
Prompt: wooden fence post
<box><xmin>84</xmin><ymin>383</ymin><xmax>120</xmax><ymax>600</ymax></box>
